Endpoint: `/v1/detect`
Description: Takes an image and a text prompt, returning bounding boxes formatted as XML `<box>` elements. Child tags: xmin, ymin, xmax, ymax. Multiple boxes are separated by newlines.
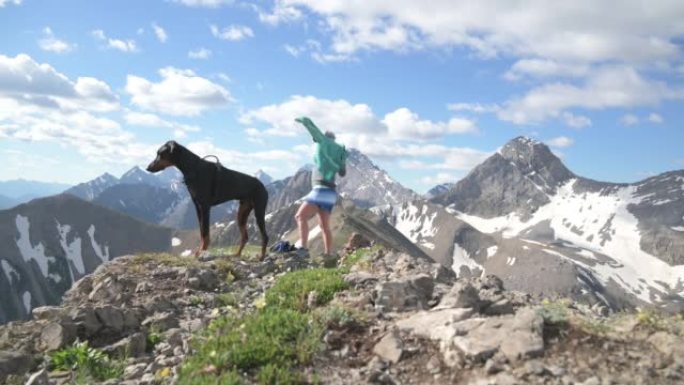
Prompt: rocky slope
<box><xmin>1</xmin><ymin>241</ymin><xmax>682</xmax><ymax>385</ymax></box>
<box><xmin>0</xmin><ymin>195</ymin><xmax>173</xmax><ymax>324</ymax></box>
<box><xmin>384</xmin><ymin>137</ymin><xmax>684</xmax><ymax>313</ymax></box>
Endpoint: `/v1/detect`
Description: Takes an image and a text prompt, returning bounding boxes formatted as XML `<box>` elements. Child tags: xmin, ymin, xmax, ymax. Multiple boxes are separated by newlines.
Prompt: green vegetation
<box><xmin>178</xmin><ymin>267</ymin><xmax>349</xmax><ymax>385</ymax></box>
<box><xmin>340</xmin><ymin>244</ymin><xmax>383</xmax><ymax>270</ymax></box>
<box><xmin>49</xmin><ymin>340</ymin><xmax>124</xmax><ymax>383</ymax></box>
<box><xmin>215</xmin><ymin>292</ymin><xmax>239</xmax><ymax>307</ymax></box>
<box><xmin>265</xmin><ymin>268</ymin><xmax>347</xmax><ymax>312</ymax></box>
<box><xmin>538</xmin><ymin>298</ymin><xmax>570</xmax><ymax>327</ymax></box>
<box><xmin>146</xmin><ymin>325</ymin><xmax>163</xmax><ymax>352</ymax></box>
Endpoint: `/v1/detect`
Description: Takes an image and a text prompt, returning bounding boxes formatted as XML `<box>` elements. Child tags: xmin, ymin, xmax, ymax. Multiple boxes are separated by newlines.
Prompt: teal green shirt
<box><xmin>295</xmin><ymin>117</ymin><xmax>347</xmax><ymax>187</ymax></box>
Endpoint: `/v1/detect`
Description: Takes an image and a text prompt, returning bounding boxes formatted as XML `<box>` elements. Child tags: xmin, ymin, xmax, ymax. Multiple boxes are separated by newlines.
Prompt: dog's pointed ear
<box><xmin>166</xmin><ymin>140</ymin><xmax>177</xmax><ymax>153</ymax></box>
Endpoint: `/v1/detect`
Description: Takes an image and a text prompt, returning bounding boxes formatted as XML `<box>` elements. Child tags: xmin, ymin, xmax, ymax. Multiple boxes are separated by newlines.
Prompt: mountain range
<box><xmin>1</xmin><ymin>136</ymin><xmax>682</xmax><ymax>324</ymax></box>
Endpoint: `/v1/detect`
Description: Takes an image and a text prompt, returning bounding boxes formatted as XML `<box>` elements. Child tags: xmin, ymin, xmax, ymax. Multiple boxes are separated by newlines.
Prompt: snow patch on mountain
<box><xmin>22</xmin><ymin>291</ymin><xmax>31</xmax><ymax>314</ymax></box>
<box><xmin>57</xmin><ymin>221</ymin><xmax>84</xmax><ymax>279</ymax></box>
<box><xmin>393</xmin><ymin>203</ymin><xmax>438</xmax><ymax>247</ymax></box>
<box><xmin>1</xmin><ymin>260</ymin><xmax>17</xmax><ymax>283</ymax></box>
<box><xmin>88</xmin><ymin>225</ymin><xmax>110</xmax><ymax>263</ymax></box>
<box><xmin>452</xmin><ymin>243</ymin><xmax>482</xmax><ymax>277</ymax></box>
<box><xmin>452</xmin><ymin>179</ymin><xmax>684</xmax><ymax>304</ymax></box>
<box><xmin>15</xmin><ymin>215</ymin><xmax>54</xmax><ymax>278</ymax></box>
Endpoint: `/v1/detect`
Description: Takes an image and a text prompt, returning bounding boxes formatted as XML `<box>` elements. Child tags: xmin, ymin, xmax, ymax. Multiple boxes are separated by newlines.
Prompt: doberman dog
<box><xmin>146</xmin><ymin>141</ymin><xmax>269</xmax><ymax>260</ymax></box>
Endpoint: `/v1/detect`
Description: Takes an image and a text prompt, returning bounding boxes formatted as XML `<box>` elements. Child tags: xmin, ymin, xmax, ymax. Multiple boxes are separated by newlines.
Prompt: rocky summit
<box><xmin>1</xmin><ymin>239</ymin><xmax>683</xmax><ymax>385</ymax></box>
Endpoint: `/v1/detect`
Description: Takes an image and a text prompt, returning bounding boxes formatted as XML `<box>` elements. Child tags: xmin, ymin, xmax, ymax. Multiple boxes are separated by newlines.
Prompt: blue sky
<box><xmin>1</xmin><ymin>0</ymin><xmax>683</xmax><ymax>193</ymax></box>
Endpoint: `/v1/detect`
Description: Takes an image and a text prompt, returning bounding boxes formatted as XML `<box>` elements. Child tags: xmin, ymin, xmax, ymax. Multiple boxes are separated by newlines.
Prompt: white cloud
<box><xmin>38</xmin><ymin>27</ymin><xmax>75</xmax><ymax>54</ymax></box>
<box><xmin>504</xmin><ymin>59</ymin><xmax>589</xmax><ymax>81</ymax></box>
<box><xmin>498</xmin><ymin>66</ymin><xmax>684</xmax><ymax>126</ymax></box>
<box><xmin>188</xmin><ymin>47</ymin><xmax>212</xmax><ymax>59</ymax></box>
<box><xmin>620</xmin><ymin>113</ymin><xmax>640</xmax><ymax>126</ymax></box>
<box><xmin>185</xmin><ymin>140</ymin><xmax>305</xmax><ymax>175</ymax></box>
<box><xmin>266</xmin><ymin>1</ymin><xmax>684</xmax><ymax>65</ymax></box>
<box><xmin>92</xmin><ymin>29</ymin><xmax>138</xmax><ymax>52</ymax></box>
<box><xmin>561</xmin><ymin>112</ymin><xmax>592</xmax><ymax>128</ymax></box>
<box><xmin>448</xmin><ymin>103</ymin><xmax>500</xmax><ymax>114</ymax></box>
<box><xmin>242</xmin><ymin>95</ymin><xmax>488</xmax><ymax>172</ymax></box>
<box><xmin>152</xmin><ymin>23</ymin><xmax>168</xmax><ymax>43</ymax></box>
<box><xmin>382</xmin><ymin>107</ymin><xmax>477</xmax><ymax>139</ymax></box>
<box><xmin>0</xmin><ymin>53</ymin><xmax>118</xmax><ymax>112</ymax></box>
<box><xmin>0</xmin><ymin>0</ymin><xmax>22</xmax><ymax>7</ymax></box>
<box><xmin>257</xmin><ymin>2</ymin><xmax>303</xmax><ymax>25</ymax></box>
<box><xmin>648</xmin><ymin>112</ymin><xmax>664</xmax><ymax>124</ymax></box>
<box><xmin>210</xmin><ymin>24</ymin><xmax>254</xmax><ymax>41</ymax></box>
<box><xmin>124</xmin><ymin>110</ymin><xmax>200</xmax><ymax>138</ymax></box>
<box><xmin>172</xmin><ymin>0</ymin><xmax>232</xmax><ymax>7</ymax></box>
<box><xmin>421</xmin><ymin>172</ymin><xmax>460</xmax><ymax>186</ymax></box>
<box><xmin>125</xmin><ymin>67</ymin><xmax>232</xmax><ymax>116</ymax></box>
<box><xmin>545</xmin><ymin>136</ymin><xmax>574</xmax><ymax>148</ymax></box>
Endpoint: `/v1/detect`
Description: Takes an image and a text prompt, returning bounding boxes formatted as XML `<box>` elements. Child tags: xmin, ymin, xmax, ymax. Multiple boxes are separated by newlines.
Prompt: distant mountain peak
<box><xmin>254</xmin><ymin>169</ymin><xmax>273</xmax><ymax>185</ymax></box>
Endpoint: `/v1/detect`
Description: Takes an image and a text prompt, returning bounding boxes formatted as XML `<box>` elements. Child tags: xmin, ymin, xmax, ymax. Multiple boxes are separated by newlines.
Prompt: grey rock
<box><xmin>0</xmin><ymin>350</ymin><xmax>36</xmax><ymax>379</ymax></box>
<box><xmin>95</xmin><ymin>305</ymin><xmax>124</xmax><ymax>333</ymax></box>
<box><xmin>164</xmin><ymin>328</ymin><xmax>184</xmax><ymax>347</ymax></box>
<box><xmin>374</xmin><ymin>274</ymin><xmax>434</xmax><ymax>312</ymax></box>
<box><xmin>104</xmin><ymin>332</ymin><xmax>147</xmax><ymax>358</ymax></box>
<box><xmin>67</xmin><ymin>307</ymin><xmax>101</xmax><ymax>336</ymax></box>
<box><xmin>344</xmin><ymin>272</ymin><xmax>378</xmax><ymax>287</ymax></box>
<box><xmin>40</xmin><ymin>322</ymin><xmax>77</xmax><ymax>352</ymax></box>
<box><xmin>123</xmin><ymin>363</ymin><xmax>147</xmax><ymax>380</ymax></box>
<box><xmin>452</xmin><ymin>308</ymin><xmax>544</xmax><ymax>362</ymax></box>
<box><xmin>142</xmin><ymin>312</ymin><xmax>179</xmax><ymax>331</ymax></box>
<box><xmin>437</xmin><ymin>281</ymin><xmax>481</xmax><ymax>310</ymax></box>
<box><xmin>31</xmin><ymin>306</ymin><xmax>65</xmax><ymax>322</ymax></box>
<box><xmin>373</xmin><ymin>331</ymin><xmax>404</xmax><ymax>364</ymax></box>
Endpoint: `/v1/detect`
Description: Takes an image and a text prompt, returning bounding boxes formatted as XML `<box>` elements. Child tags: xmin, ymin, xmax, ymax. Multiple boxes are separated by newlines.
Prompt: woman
<box><xmin>294</xmin><ymin>116</ymin><xmax>347</xmax><ymax>256</ymax></box>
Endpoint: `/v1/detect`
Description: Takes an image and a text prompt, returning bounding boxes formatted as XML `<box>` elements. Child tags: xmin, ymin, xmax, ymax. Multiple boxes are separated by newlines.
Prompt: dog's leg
<box><xmin>195</xmin><ymin>202</ymin><xmax>211</xmax><ymax>258</ymax></box>
<box><xmin>253</xmin><ymin>188</ymin><xmax>269</xmax><ymax>261</ymax></box>
<box><xmin>234</xmin><ymin>200</ymin><xmax>253</xmax><ymax>258</ymax></box>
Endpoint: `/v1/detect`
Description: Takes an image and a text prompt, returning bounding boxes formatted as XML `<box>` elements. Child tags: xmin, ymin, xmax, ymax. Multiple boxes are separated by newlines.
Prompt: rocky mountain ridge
<box><xmin>1</xmin><ymin>242</ymin><xmax>682</xmax><ymax>385</ymax></box>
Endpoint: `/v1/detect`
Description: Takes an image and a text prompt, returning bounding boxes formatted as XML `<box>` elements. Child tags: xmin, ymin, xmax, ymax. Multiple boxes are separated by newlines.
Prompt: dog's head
<box><xmin>147</xmin><ymin>140</ymin><xmax>178</xmax><ymax>173</ymax></box>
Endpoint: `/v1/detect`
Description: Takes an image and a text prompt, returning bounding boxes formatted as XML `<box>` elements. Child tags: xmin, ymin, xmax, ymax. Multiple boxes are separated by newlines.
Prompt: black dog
<box><xmin>146</xmin><ymin>141</ymin><xmax>269</xmax><ymax>260</ymax></box>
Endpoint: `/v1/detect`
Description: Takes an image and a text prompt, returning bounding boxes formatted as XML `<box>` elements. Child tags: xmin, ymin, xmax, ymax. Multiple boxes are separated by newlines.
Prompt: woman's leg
<box><xmin>295</xmin><ymin>202</ymin><xmax>318</xmax><ymax>249</ymax></box>
<box><xmin>318</xmin><ymin>208</ymin><xmax>333</xmax><ymax>255</ymax></box>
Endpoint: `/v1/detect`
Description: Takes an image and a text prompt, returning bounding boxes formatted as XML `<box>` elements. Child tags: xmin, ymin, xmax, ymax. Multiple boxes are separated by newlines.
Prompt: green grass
<box><xmin>210</xmin><ymin>245</ymin><xmax>263</xmax><ymax>260</ymax></box>
<box><xmin>177</xmin><ymin>267</ymin><xmax>349</xmax><ymax>385</ymax></box>
<box><xmin>265</xmin><ymin>268</ymin><xmax>347</xmax><ymax>312</ymax></box>
<box><xmin>216</xmin><ymin>292</ymin><xmax>239</xmax><ymax>307</ymax></box>
<box><xmin>49</xmin><ymin>340</ymin><xmax>124</xmax><ymax>383</ymax></box>
<box><xmin>340</xmin><ymin>245</ymin><xmax>383</xmax><ymax>270</ymax></box>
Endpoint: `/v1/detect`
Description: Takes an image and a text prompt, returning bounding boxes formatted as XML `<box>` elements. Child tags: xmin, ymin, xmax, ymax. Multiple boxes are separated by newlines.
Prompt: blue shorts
<box><xmin>303</xmin><ymin>186</ymin><xmax>337</xmax><ymax>213</ymax></box>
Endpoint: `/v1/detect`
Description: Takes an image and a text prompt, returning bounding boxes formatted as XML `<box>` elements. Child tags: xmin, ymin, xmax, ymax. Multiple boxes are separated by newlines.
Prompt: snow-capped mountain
<box><xmin>64</xmin><ymin>172</ymin><xmax>119</xmax><ymax>201</ymax></box>
<box><xmin>338</xmin><ymin>149</ymin><xmax>419</xmax><ymax>208</ymax></box>
<box><xmin>385</xmin><ymin>137</ymin><xmax>684</xmax><ymax>312</ymax></box>
<box><xmin>0</xmin><ymin>194</ymin><xmax>172</xmax><ymax>323</ymax></box>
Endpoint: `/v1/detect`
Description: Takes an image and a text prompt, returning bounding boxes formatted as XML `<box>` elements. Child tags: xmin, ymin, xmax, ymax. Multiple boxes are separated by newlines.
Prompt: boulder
<box><xmin>40</xmin><ymin>322</ymin><xmax>77</xmax><ymax>352</ymax></box>
<box><xmin>373</xmin><ymin>331</ymin><xmax>404</xmax><ymax>364</ymax></box>
<box><xmin>95</xmin><ymin>305</ymin><xmax>125</xmax><ymax>333</ymax></box>
<box><xmin>0</xmin><ymin>350</ymin><xmax>37</xmax><ymax>380</ymax></box>
<box><xmin>374</xmin><ymin>274</ymin><xmax>434</xmax><ymax>312</ymax></box>
<box><xmin>104</xmin><ymin>332</ymin><xmax>147</xmax><ymax>358</ymax></box>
